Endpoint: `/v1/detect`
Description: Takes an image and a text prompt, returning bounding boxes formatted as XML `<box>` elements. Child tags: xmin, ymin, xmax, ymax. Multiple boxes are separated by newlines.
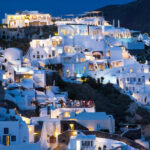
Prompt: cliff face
<box><xmin>97</xmin><ymin>0</ymin><xmax>150</xmax><ymax>32</ymax></box>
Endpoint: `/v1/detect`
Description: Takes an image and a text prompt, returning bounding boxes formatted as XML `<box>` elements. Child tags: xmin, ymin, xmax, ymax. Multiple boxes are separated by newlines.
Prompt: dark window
<box><xmin>142</xmin><ymin>76</ymin><xmax>145</xmax><ymax>82</ymax></box>
<box><xmin>3</xmin><ymin>135</ymin><xmax>7</xmax><ymax>145</ymax></box>
<box><xmin>37</xmin><ymin>55</ymin><xmax>40</xmax><ymax>59</ymax></box>
<box><xmin>85</xmin><ymin>141</ymin><xmax>87</xmax><ymax>146</ymax></box>
<box><xmin>98</xmin><ymin>147</ymin><xmax>101</xmax><ymax>150</ymax></box>
<box><xmin>82</xmin><ymin>141</ymin><xmax>84</xmax><ymax>146</ymax></box>
<box><xmin>33</xmin><ymin>55</ymin><xmax>35</xmax><ymax>58</ymax></box>
<box><xmin>11</xmin><ymin>136</ymin><xmax>16</xmax><ymax>142</ymax></box>
<box><xmin>87</xmin><ymin>141</ymin><xmax>90</xmax><ymax>146</ymax></box>
<box><xmin>37</xmin><ymin>51</ymin><xmax>39</xmax><ymax>54</ymax></box>
<box><xmin>2</xmin><ymin>35</ymin><xmax>6</xmax><ymax>39</ymax></box>
<box><xmin>103</xmin><ymin>145</ymin><xmax>107</xmax><ymax>149</ymax></box>
<box><xmin>41</xmin><ymin>55</ymin><xmax>43</xmax><ymax>58</ymax></box>
<box><xmin>52</xmin><ymin>51</ymin><xmax>55</xmax><ymax>57</ymax></box>
<box><xmin>4</xmin><ymin>128</ymin><xmax>9</xmax><ymax>134</ymax></box>
<box><xmin>4</xmin><ymin>59</ymin><xmax>7</xmax><ymax>63</ymax></box>
<box><xmin>82</xmin><ymin>141</ymin><xmax>86</xmax><ymax>146</ymax></box>
<box><xmin>91</xmin><ymin>141</ymin><xmax>93</xmax><ymax>146</ymax></box>
<box><xmin>138</xmin><ymin>78</ymin><xmax>141</xmax><ymax>82</ymax></box>
<box><xmin>49</xmin><ymin>54</ymin><xmax>51</xmax><ymax>58</ymax></box>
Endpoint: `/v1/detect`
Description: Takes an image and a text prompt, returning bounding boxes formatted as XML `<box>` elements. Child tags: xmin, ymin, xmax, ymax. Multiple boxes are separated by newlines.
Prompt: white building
<box><xmin>55</xmin><ymin>17</ymin><xmax>104</xmax><ymax>26</ymax></box>
<box><xmin>40</xmin><ymin>104</ymin><xmax>95</xmax><ymax>119</ymax></box>
<box><xmin>3</xmin><ymin>11</ymin><xmax>52</xmax><ymax>28</ymax></box>
<box><xmin>5</xmin><ymin>82</ymin><xmax>35</xmax><ymax>110</ymax></box>
<box><xmin>61</xmin><ymin>52</ymin><xmax>89</xmax><ymax>78</ymax></box>
<box><xmin>26</xmin><ymin>36</ymin><xmax>63</xmax><ymax>61</ymax></box>
<box><xmin>64</xmin><ymin>111</ymin><xmax>115</xmax><ymax>133</ymax></box>
<box><xmin>33</xmin><ymin>70</ymin><xmax>46</xmax><ymax>88</ymax></box>
<box><xmin>118</xmin><ymin>63</ymin><xmax>150</xmax><ymax>104</ymax></box>
<box><xmin>103</xmin><ymin>26</ymin><xmax>131</xmax><ymax>39</ymax></box>
<box><xmin>30</xmin><ymin>117</ymin><xmax>61</xmax><ymax>150</ymax></box>
<box><xmin>0</xmin><ymin>107</ymin><xmax>29</xmax><ymax>146</ymax></box>
<box><xmin>67</xmin><ymin>131</ymin><xmax>134</xmax><ymax>150</ymax></box>
<box><xmin>67</xmin><ymin>132</ymin><xmax>96</xmax><ymax>150</ymax></box>
<box><xmin>4</xmin><ymin>47</ymin><xmax>23</xmax><ymax>67</ymax></box>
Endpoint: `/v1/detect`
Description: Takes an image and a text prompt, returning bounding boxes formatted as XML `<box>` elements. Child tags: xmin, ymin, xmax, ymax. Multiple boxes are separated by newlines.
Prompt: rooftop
<box><xmin>67</xmin><ymin>111</ymin><xmax>112</xmax><ymax>120</ymax></box>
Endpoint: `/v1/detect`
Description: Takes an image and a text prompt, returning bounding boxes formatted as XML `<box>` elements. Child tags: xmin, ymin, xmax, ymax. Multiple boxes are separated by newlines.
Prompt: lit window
<box><xmin>67</xmin><ymin>70</ymin><xmax>70</xmax><ymax>76</ymax></box>
<box><xmin>80</xmin><ymin>58</ymin><xmax>85</xmax><ymax>62</ymax></box>
<box><xmin>64</xmin><ymin>112</ymin><xmax>70</xmax><ymax>118</ymax></box>
<box><xmin>129</xmin><ymin>68</ymin><xmax>133</xmax><ymax>73</ymax></box>
<box><xmin>69</xmin><ymin>124</ymin><xmax>74</xmax><ymax>130</ymax></box>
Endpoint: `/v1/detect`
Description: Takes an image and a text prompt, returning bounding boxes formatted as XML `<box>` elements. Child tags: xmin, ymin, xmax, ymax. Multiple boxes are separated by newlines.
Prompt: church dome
<box><xmin>4</xmin><ymin>47</ymin><xmax>23</xmax><ymax>64</ymax></box>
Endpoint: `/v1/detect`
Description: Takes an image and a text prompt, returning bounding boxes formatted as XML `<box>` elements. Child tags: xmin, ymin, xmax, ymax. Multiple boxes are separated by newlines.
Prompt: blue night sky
<box><xmin>0</xmin><ymin>0</ymin><xmax>135</xmax><ymax>21</ymax></box>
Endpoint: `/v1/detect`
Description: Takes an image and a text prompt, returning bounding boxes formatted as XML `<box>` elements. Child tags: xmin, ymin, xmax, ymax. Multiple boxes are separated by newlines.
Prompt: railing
<box><xmin>83</xmin><ymin>131</ymin><xmax>148</xmax><ymax>150</ymax></box>
<box><xmin>56</xmin><ymin>100</ymin><xmax>95</xmax><ymax>108</ymax></box>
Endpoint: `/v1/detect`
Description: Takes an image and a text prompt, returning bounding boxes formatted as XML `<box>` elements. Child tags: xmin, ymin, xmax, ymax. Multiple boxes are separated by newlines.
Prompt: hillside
<box><xmin>97</xmin><ymin>0</ymin><xmax>150</xmax><ymax>33</ymax></box>
<box><xmin>0</xmin><ymin>25</ymin><xmax>57</xmax><ymax>54</ymax></box>
<box><xmin>51</xmin><ymin>73</ymin><xmax>150</xmax><ymax>128</ymax></box>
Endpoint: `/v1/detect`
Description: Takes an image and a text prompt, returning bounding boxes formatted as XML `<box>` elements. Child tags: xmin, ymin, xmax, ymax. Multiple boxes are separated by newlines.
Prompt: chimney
<box><xmin>118</xmin><ymin>20</ymin><xmax>120</xmax><ymax>28</ymax></box>
<box><xmin>6</xmin><ymin>108</ymin><xmax>9</xmax><ymax>114</ymax></box>
<box><xmin>47</xmin><ymin>106</ymin><xmax>51</xmax><ymax>118</ymax></box>
<box><xmin>113</xmin><ymin>19</ymin><xmax>115</xmax><ymax>27</ymax></box>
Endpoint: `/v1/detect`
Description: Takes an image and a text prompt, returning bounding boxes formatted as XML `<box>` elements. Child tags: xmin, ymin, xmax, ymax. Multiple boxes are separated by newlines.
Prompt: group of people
<box><xmin>57</xmin><ymin>99</ymin><xmax>94</xmax><ymax>108</ymax></box>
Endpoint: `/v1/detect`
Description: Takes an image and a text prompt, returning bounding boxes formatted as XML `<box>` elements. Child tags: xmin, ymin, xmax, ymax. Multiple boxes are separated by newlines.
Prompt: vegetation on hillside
<box><xmin>98</xmin><ymin>0</ymin><xmax>150</xmax><ymax>33</ymax></box>
<box><xmin>1</xmin><ymin>71</ymin><xmax>150</xmax><ymax>127</ymax></box>
<box><xmin>53</xmin><ymin>73</ymin><xmax>150</xmax><ymax>126</ymax></box>
<box><xmin>0</xmin><ymin>39</ymin><xmax>30</xmax><ymax>54</ymax></box>
<box><xmin>0</xmin><ymin>25</ymin><xmax>58</xmax><ymax>54</ymax></box>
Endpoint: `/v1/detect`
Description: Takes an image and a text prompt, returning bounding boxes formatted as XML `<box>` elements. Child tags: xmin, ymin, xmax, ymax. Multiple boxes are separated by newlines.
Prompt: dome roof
<box><xmin>4</xmin><ymin>48</ymin><xmax>23</xmax><ymax>63</ymax></box>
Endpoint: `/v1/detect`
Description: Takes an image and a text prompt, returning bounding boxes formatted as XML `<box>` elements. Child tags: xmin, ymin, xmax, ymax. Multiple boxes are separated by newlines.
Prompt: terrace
<box><xmin>55</xmin><ymin>99</ymin><xmax>95</xmax><ymax>108</ymax></box>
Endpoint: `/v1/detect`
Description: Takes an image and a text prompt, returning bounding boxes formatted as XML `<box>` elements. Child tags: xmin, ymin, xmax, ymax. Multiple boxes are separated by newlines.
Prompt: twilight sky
<box><xmin>0</xmin><ymin>0</ymin><xmax>135</xmax><ymax>21</ymax></box>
